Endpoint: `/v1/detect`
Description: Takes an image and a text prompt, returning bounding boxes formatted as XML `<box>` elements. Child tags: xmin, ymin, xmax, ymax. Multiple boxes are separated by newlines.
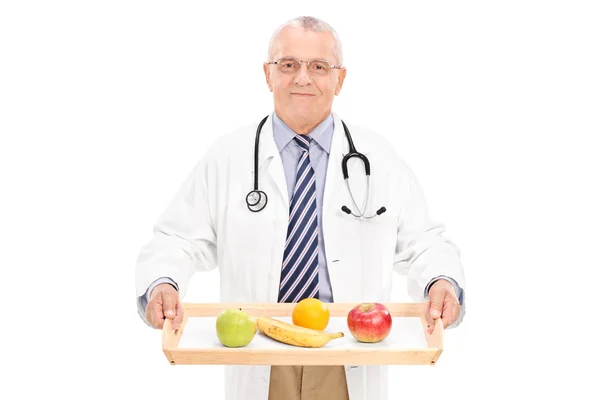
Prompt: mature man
<box><xmin>136</xmin><ymin>16</ymin><xmax>465</xmax><ymax>400</ymax></box>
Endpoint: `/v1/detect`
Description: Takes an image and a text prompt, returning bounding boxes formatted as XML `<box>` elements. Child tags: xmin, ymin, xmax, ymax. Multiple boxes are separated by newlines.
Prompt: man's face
<box><xmin>263</xmin><ymin>27</ymin><xmax>346</xmax><ymax>123</ymax></box>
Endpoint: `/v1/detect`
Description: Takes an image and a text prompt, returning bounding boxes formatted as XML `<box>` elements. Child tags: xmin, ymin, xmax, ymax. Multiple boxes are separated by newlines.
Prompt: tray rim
<box><xmin>162</xmin><ymin>302</ymin><xmax>443</xmax><ymax>366</ymax></box>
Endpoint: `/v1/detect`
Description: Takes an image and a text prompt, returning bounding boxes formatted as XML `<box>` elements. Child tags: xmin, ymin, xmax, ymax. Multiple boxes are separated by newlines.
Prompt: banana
<box><xmin>256</xmin><ymin>316</ymin><xmax>344</xmax><ymax>348</ymax></box>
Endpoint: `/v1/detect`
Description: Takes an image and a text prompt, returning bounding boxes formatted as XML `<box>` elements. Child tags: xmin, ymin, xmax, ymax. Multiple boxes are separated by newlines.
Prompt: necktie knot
<box><xmin>294</xmin><ymin>135</ymin><xmax>311</xmax><ymax>152</ymax></box>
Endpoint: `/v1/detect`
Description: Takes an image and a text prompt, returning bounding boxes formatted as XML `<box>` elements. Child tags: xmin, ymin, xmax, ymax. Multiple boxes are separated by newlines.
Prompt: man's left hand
<box><xmin>424</xmin><ymin>279</ymin><xmax>460</xmax><ymax>334</ymax></box>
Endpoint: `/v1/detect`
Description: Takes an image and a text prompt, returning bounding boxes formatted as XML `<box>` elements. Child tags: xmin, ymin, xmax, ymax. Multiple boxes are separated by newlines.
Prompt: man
<box><xmin>136</xmin><ymin>16</ymin><xmax>465</xmax><ymax>400</ymax></box>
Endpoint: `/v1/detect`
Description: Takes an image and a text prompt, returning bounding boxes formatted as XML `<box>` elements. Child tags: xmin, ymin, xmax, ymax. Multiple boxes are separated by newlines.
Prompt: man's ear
<box><xmin>263</xmin><ymin>63</ymin><xmax>273</xmax><ymax>92</ymax></box>
<box><xmin>335</xmin><ymin>67</ymin><xmax>347</xmax><ymax>96</ymax></box>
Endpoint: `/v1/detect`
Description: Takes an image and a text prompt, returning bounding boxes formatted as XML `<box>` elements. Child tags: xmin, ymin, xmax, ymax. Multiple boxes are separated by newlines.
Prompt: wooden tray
<box><xmin>162</xmin><ymin>302</ymin><xmax>443</xmax><ymax>366</ymax></box>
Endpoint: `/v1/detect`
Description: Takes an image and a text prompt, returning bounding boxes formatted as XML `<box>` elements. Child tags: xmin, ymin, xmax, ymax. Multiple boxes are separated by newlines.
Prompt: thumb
<box><xmin>429</xmin><ymin>293</ymin><xmax>443</xmax><ymax>320</ymax></box>
<box><xmin>162</xmin><ymin>291</ymin><xmax>177</xmax><ymax>319</ymax></box>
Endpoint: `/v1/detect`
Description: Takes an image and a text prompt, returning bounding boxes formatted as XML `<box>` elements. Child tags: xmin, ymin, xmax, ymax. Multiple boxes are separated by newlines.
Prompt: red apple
<box><xmin>347</xmin><ymin>303</ymin><xmax>392</xmax><ymax>343</ymax></box>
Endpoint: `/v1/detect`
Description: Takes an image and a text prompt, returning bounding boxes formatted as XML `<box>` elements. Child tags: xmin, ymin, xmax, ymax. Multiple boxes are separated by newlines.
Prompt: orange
<box><xmin>292</xmin><ymin>298</ymin><xmax>330</xmax><ymax>331</ymax></box>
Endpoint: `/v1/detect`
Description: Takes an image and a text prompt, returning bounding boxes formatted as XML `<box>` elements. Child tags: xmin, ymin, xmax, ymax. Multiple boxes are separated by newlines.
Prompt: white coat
<box><xmin>135</xmin><ymin>112</ymin><xmax>466</xmax><ymax>400</ymax></box>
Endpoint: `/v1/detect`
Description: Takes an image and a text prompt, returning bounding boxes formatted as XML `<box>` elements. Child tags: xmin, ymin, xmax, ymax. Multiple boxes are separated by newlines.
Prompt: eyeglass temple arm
<box><xmin>266</xmin><ymin>60</ymin><xmax>342</xmax><ymax>68</ymax></box>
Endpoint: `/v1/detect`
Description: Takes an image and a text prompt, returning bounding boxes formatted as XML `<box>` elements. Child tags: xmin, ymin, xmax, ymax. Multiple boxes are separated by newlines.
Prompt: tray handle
<box><xmin>162</xmin><ymin>313</ymin><xmax>189</xmax><ymax>364</ymax></box>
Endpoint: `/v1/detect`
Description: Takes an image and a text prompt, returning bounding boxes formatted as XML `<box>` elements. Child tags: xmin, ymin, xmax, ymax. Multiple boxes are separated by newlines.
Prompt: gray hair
<box><xmin>267</xmin><ymin>16</ymin><xmax>344</xmax><ymax>66</ymax></box>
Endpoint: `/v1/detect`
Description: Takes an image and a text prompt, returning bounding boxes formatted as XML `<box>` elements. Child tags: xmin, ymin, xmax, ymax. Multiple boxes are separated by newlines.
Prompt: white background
<box><xmin>1</xmin><ymin>1</ymin><xmax>599</xmax><ymax>399</ymax></box>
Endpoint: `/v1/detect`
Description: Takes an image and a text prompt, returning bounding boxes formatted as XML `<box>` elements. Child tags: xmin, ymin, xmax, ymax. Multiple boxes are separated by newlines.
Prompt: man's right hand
<box><xmin>145</xmin><ymin>283</ymin><xmax>183</xmax><ymax>330</ymax></box>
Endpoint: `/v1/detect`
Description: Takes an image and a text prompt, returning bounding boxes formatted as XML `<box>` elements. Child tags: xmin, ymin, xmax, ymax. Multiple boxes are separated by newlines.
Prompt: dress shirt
<box><xmin>272</xmin><ymin>112</ymin><xmax>335</xmax><ymax>302</ymax></box>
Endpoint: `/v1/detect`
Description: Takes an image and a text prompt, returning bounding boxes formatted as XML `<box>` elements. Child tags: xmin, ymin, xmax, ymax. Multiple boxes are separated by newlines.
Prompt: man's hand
<box><xmin>424</xmin><ymin>279</ymin><xmax>460</xmax><ymax>334</ymax></box>
<box><xmin>145</xmin><ymin>283</ymin><xmax>183</xmax><ymax>330</ymax></box>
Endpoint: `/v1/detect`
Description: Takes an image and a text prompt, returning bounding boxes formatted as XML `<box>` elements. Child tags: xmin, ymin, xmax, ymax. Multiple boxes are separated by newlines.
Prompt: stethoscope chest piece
<box><xmin>246</xmin><ymin>190</ymin><xmax>268</xmax><ymax>212</ymax></box>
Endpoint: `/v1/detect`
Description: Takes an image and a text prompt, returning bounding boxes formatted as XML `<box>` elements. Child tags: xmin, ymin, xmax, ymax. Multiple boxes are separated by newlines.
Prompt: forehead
<box><xmin>274</xmin><ymin>27</ymin><xmax>336</xmax><ymax>62</ymax></box>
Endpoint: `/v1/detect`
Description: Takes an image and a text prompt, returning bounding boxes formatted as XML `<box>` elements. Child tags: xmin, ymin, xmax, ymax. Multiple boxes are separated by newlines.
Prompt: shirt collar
<box><xmin>272</xmin><ymin>112</ymin><xmax>334</xmax><ymax>154</ymax></box>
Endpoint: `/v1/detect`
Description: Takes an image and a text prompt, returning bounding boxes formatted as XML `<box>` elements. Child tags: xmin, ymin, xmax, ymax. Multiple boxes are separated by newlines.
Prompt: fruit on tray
<box><xmin>256</xmin><ymin>316</ymin><xmax>344</xmax><ymax>348</ymax></box>
<box><xmin>292</xmin><ymin>298</ymin><xmax>330</xmax><ymax>330</ymax></box>
<box><xmin>347</xmin><ymin>303</ymin><xmax>392</xmax><ymax>343</ymax></box>
<box><xmin>216</xmin><ymin>308</ymin><xmax>257</xmax><ymax>348</ymax></box>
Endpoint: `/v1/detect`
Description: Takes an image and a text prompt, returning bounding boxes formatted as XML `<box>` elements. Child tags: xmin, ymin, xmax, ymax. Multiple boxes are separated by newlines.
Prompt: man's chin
<box><xmin>276</xmin><ymin>103</ymin><xmax>326</xmax><ymax>121</ymax></box>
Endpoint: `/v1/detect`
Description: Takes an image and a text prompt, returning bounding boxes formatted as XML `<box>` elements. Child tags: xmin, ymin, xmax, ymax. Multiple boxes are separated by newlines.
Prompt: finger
<box><xmin>147</xmin><ymin>297</ymin><xmax>165</xmax><ymax>329</ymax></box>
<box><xmin>172</xmin><ymin>300</ymin><xmax>184</xmax><ymax>330</ymax></box>
<box><xmin>145</xmin><ymin>304</ymin><xmax>153</xmax><ymax>327</ymax></box>
<box><xmin>429</xmin><ymin>291</ymin><xmax>444</xmax><ymax>320</ymax></box>
<box><xmin>441</xmin><ymin>297</ymin><xmax>460</xmax><ymax>329</ymax></box>
<box><xmin>423</xmin><ymin>300</ymin><xmax>434</xmax><ymax>334</ymax></box>
<box><xmin>162</xmin><ymin>291</ymin><xmax>177</xmax><ymax>320</ymax></box>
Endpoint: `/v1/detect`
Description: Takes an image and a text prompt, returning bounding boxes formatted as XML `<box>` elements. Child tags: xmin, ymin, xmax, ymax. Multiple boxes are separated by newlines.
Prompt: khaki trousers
<box><xmin>268</xmin><ymin>365</ymin><xmax>349</xmax><ymax>400</ymax></box>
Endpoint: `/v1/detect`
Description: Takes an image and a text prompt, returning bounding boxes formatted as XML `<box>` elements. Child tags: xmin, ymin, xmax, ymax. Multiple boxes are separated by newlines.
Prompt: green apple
<box><xmin>215</xmin><ymin>308</ymin><xmax>257</xmax><ymax>347</ymax></box>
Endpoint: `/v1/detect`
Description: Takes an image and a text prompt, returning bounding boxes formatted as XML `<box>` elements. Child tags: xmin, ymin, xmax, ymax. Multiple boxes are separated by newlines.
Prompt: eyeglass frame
<box><xmin>267</xmin><ymin>57</ymin><xmax>343</xmax><ymax>75</ymax></box>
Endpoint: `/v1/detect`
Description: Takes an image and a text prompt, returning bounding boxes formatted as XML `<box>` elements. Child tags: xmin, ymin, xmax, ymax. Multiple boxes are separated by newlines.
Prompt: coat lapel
<box><xmin>258</xmin><ymin>113</ymin><xmax>289</xmax><ymax>216</ymax></box>
<box><xmin>255</xmin><ymin>114</ymin><xmax>290</xmax><ymax>303</ymax></box>
<box><xmin>322</xmin><ymin>113</ymin><xmax>347</xmax><ymax>221</ymax></box>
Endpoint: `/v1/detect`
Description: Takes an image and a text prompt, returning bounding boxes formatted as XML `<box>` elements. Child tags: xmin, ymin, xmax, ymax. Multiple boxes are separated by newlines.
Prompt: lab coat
<box><xmin>135</xmin><ymin>112</ymin><xmax>466</xmax><ymax>400</ymax></box>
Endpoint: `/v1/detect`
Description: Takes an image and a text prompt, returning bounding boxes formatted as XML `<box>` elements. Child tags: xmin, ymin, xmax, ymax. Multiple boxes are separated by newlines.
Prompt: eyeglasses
<box><xmin>267</xmin><ymin>58</ymin><xmax>342</xmax><ymax>76</ymax></box>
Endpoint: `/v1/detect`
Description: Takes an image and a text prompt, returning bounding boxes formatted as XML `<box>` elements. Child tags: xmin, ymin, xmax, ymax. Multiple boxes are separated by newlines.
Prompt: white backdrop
<box><xmin>2</xmin><ymin>1</ymin><xmax>599</xmax><ymax>399</ymax></box>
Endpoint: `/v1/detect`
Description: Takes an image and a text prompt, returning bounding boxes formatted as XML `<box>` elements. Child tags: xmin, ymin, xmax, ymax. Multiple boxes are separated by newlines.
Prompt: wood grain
<box><xmin>167</xmin><ymin>347</ymin><xmax>440</xmax><ymax>366</ymax></box>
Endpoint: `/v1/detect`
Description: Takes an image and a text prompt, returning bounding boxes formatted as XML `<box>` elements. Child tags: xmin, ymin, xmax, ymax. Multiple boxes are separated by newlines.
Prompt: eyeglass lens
<box><xmin>276</xmin><ymin>59</ymin><xmax>331</xmax><ymax>75</ymax></box>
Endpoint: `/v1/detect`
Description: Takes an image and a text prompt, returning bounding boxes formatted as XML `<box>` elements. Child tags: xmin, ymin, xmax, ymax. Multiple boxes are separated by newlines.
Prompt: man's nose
<box><xmin>294</xmin><ymin>63</ymin><xmax>312</xmax><ymax>86</ymax></box>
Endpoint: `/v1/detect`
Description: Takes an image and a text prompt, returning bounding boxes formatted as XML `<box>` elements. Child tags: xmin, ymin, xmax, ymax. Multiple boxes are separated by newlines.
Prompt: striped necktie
<box><xmin>278</xmin><ymin>135</ymin><xmax>319</xmax><ymax>303</ymax></box>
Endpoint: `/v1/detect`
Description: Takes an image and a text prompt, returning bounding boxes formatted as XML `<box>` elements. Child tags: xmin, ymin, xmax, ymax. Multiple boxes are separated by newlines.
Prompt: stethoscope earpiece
<box><xmin>341</xmin><ymin>205</ymin><xmax>387</xmax><ymax>218</ymax></box>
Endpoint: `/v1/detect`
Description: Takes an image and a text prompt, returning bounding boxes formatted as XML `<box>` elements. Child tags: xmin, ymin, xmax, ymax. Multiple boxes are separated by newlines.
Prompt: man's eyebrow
<box><xmin>279</xmin><ymin>56</ymin><xmax>331</xmax><ymax>62</ymax></box>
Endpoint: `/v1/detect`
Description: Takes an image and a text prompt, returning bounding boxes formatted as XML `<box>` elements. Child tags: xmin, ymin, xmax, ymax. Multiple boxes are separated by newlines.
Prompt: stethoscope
<box><xmin>246</xmin><ymin>115</ymin><xmax>387</xmax><ymax>218</ymax></box>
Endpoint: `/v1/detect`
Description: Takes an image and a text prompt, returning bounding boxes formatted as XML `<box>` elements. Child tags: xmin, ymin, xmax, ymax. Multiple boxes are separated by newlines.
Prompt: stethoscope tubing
<box><xmin>247</xmin><ymin>115</ymin><xmax>384</xmax><ymax>217</ymax></box>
